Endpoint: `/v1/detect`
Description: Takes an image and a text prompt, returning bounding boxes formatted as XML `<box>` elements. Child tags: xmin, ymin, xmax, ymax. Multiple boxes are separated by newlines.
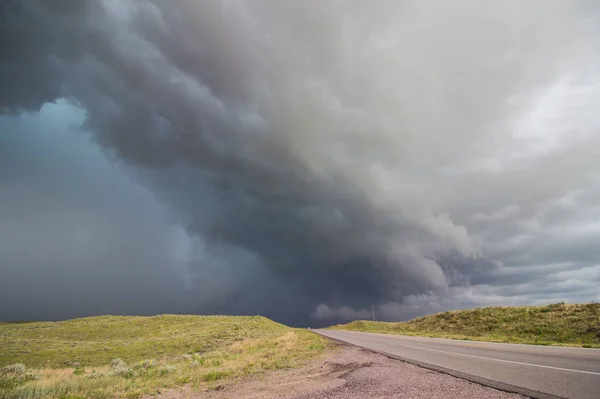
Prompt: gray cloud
<box><xmin>1</xmin><ymin>1</ymin><xmax>599</xmax><ymax>326</ymax></box>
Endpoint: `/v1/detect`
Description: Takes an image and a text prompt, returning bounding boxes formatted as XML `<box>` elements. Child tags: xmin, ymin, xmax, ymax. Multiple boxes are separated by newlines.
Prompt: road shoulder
<box><xmin>156</xmin><ymin>345</ymin><xmax>527</xmax><ymax>399</ymax></box>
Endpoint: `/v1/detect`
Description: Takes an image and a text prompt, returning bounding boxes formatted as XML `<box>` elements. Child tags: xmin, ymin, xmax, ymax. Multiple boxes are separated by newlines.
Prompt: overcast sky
<box><xmin>1</xmin><ymin>1</ymin><xmax>600</xmax><ymax>326</ymax></box>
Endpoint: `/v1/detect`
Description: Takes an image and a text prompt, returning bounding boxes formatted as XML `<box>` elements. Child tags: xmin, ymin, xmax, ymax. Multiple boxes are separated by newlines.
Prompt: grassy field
<box><xmin>0</xmin><ymin>315</ymin><xmax>329</xmax><ymax>399</ymax></box>
<box><xmin>330</xmin><ymin>303</ymin><xmax>600</xmax><ymax>348</ymax></box>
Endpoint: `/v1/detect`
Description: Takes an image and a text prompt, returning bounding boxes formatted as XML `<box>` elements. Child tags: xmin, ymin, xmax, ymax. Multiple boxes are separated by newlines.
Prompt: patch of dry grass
<box><xmin>0</xmin><ymin>316</ymin><xmax>329</xmax><ymax>399</ymax></box>
<box><xmin>330</xmin><ymin>302</ymin><xmax>600</xmax><ymax>348</ymax></box>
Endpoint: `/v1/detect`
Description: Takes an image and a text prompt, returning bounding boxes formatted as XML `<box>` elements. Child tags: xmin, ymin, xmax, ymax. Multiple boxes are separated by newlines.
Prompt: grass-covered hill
<box><xmin>0</xmin><ymin>315</ymin><xmax>291</xmax><ymax>367</ymax></box>
<box><xmin>0</xmin><ymin>315</ymin><xmax>328</xmax><ymax>399</ymax></box>
<box><xmin>330</xmin><ymin>302</ymin><xmax>600</xmax><ymax>348</ymax></box>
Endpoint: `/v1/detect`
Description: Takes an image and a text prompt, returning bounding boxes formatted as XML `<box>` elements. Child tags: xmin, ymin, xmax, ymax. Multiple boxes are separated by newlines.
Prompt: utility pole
<box><xmin>372</xmin><ymin>305</ymin><xmax>375</xmax><ymax>321</ymax></box>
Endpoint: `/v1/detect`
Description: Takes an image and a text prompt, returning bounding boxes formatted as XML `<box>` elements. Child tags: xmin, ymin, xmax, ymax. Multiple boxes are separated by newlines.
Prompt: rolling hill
<box><xmin>330</xmin><ymin>302</ymin><xmax>600</xmax><ymax>347</ymax></box>
<box><xmin>0</xmin><ymin>315</ymin><xmax>328</xmax><ymax>399</ymax></box>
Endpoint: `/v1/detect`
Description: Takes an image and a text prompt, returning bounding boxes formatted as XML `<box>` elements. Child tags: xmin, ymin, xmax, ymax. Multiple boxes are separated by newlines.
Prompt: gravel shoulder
<box><xmin>157</xmin><ymin>345</ymin><xmax>528</xmax><ymax>399</ymax></box>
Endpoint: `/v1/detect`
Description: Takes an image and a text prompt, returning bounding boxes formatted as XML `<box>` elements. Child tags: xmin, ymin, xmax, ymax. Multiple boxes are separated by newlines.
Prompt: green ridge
<box><xmin>330</xmin><ymin>302</ymin><xmax>600</xmax><ymax>348</ymax></box>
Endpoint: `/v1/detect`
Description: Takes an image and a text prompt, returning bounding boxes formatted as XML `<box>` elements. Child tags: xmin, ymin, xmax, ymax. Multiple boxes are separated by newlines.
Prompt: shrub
<box><xmin>0</xmin><ymin>363</ymin><xmax>38</xmax><ymax>389</ymax></box>
<box><xmin>1</xmin><ymin>364</ymin><xmax>26</xmax><ymax>377</ymax></box>
<box><xmin>133</xmin><ymin>359</ymin><xmax>156</xmax><ymax>371</ymax></box>
<box><xmin>110</xmin><ymin>358</ymin><xmax>127</xmax><ymax>369</ymax></box>
<box><xmin>158</xmin><ymin>365</ymin><xmax>176</xmax><ymax>376</ymax></box>
<box><xmin>109</xmin><ymin>358</ymin><xmax>132</xmax><ymax>377</ymax></box>
<box><xmin>192</xmin><ymin>354</ymin><xmax>206</xmax><ymax>366</ymax></box>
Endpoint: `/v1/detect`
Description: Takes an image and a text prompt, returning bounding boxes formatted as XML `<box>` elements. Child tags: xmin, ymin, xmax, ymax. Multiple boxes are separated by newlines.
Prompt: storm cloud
<box><xmin>1</xmin><ymin>1</ymin><xmax>599</xmax><ymax>326</ymax></box>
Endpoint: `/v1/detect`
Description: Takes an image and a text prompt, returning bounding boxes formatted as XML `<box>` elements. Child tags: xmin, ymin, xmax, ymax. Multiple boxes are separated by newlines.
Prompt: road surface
<box><xmin>316</xmin><ymin>330</ymin><xmax>600</xmax><ymax>399</ymax></box>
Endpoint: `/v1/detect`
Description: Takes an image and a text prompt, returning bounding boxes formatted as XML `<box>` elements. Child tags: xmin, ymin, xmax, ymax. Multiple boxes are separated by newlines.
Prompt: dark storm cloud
<box><xmin>1</xmin><ymin>1</ymin><xmax>599</xmax><ymax>325</ymax></box>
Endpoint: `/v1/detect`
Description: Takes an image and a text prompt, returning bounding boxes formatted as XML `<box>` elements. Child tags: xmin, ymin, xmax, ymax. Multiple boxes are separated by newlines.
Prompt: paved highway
<box><xmin>316</xmin><ymin>330</ymin><xmax>600</xmax><ymax>399</ymax></box>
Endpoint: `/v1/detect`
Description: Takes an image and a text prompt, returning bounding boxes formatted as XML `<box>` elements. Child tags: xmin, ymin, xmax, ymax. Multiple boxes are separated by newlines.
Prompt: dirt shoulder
<box><xmin>157</xmin><ymin>345</ymin><xmax>527</xmax><ymax>399</ymax></box>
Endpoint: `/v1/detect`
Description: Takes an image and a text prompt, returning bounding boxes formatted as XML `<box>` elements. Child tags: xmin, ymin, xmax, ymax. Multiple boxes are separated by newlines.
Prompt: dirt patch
<box><xmin>152</xmin><ymin>346</ymin><xmax>527</xmax><ymax>399</ymax></box>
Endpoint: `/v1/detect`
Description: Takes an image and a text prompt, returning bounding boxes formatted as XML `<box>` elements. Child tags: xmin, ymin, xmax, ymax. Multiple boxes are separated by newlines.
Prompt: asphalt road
<box><xmin>316</xmin><ymin>330</ymin><xmax>600</xmax><ymax>399</ymax></box>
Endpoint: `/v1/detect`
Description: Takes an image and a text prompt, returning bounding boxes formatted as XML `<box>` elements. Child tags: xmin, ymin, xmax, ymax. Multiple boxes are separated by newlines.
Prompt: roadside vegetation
<box><xmin>330</xmin><ymin>302</ymin><xmax>600</xmax><ymax>348</ymax></box>
<box><xmin>0</xmin><ymin>315</ymin><xmax>329</xmax><ymax>399</ymax></box>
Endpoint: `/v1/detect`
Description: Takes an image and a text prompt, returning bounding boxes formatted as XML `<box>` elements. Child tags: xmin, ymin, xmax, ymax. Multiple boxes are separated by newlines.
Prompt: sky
<box><xmin>1</xmin><ymin>0</ymin><xmax>600</xmax><ymax>327</ymax></box>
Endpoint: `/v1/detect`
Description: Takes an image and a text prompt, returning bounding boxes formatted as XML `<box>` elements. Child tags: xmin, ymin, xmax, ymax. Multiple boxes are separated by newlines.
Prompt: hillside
<box><xmin>330</xmin><ymin>302</ymin><xmax>600</xmax><ymax>347</ymax></box>
<box><xmin>0</xmin><ymin>315</ymin><xmax>328</xmax><ymax>399</ymax></box>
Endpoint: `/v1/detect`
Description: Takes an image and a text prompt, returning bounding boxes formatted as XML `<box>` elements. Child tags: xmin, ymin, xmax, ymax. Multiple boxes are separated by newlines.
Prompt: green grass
<box><xmin>330</xmin><ymin>302</ymin><xmax>600</xmax><ymax>347</ymax></box>
<box><xmin>0</xmin><ymin>315</ymin><xmax>329</xmax><ymax>399</ymax></box>
<box><xmin>0</xmin><ymin>315</ymin><xmax>290</xmax><ymax>368</ymax></box>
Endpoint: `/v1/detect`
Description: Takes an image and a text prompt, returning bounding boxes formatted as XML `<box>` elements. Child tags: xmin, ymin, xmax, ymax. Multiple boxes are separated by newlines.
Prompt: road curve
<box><xmin>315</xmin><ymin>330</ymin><xmax>600</xmax><ymax>399</ymax></box>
